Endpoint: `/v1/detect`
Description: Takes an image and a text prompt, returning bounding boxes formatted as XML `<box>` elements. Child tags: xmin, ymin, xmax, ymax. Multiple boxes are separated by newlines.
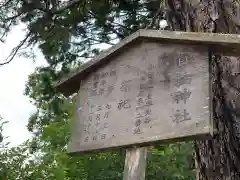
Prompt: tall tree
<box><xmin>160</xmin><ymin>1</ymin><xmax>240</xmax><ymax>179</ymax></box>
<box><xmin>1</xmin><ymin>0</ymin><xmax>240</xmax><ymax>179</ymax></box>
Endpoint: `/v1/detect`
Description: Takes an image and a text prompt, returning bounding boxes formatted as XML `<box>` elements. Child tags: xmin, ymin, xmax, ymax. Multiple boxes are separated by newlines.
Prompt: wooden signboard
<box><xmin>69</xmin><ymin>42</ymin><xmax>211</xmax><ymax>154</ymax></box>
<box><xmin>56</xmin><ymin>30</ymin><xmax>240</xmax><ymax>155</ymax></box>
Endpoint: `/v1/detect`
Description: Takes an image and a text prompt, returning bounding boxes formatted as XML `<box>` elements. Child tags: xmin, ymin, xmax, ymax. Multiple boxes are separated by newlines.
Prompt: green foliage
<box><xmin>0</xmin><ymin>0</ymin><xmax>195</xmax><ymax>179</ymax></box>
<box><xmin>147</xmin><ymin>143</ymin><xmax>195</xmax><ymax>180</ymax></box>
<box><xmin>0</xmin><ymin>110</ymin><xmax>195</xmax><ymax>180</ymax></box>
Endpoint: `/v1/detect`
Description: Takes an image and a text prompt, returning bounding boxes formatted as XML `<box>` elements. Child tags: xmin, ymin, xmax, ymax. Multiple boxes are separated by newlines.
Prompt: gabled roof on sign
<box><xmin>55</xmin><ymin>29</ymin><xmax>240</xmax><ymax>96</ymax></box>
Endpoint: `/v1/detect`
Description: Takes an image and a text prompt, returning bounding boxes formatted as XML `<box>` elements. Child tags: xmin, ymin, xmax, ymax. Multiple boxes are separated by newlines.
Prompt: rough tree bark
<box><xmin>159</xmin><ymin>0</ymin><xmax>240</xmax><ymax>179</ymax></box>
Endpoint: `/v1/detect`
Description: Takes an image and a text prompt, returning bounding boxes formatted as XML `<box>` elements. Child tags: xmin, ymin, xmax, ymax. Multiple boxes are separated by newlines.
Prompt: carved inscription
<box><xmin>82</xmin><ymin>102</ymin><xmax>111</xmax><ymax>142</ymax></box>
<box><xmin>88</xmin><ymin>68</ymin><xmax>117</xmax><ymax>97</ymax></box>
<box><xmin>133</xmin><ymin>72</ymin><xmax>155</xmax><ymax>135</ymax></box>
<box><xmin>89</xmin><ymin>107</ymin><xmax>109</xmax><ymax>141</ymax></box>
<box><xmin>174</xmin><ymin>72</ymin><xmax>193</xmax><ymax>87</ymax></box>
<box><xmin>118</xmin><ymin>99</ymin><xmax>131</xmax><ymax>110</ymax></box>
<box><xmin>80</xmin><ymin>67</ymin><xmax>118</xmax><ymax>143</ymax></box>
<box><xmin>172</xmin><ymin>109</ymin><xmax>191</xmax><ymax>123</ymax></box>
<box><xmin>171</xmin><ymin>88</ymin><xmax>191</xmax><ymax>104</ymax></box>
<box><xmin>69</xmin><ymin>43</ymin><xmax>210</xmax><ymax>153</ymax></box>
<box><xmin>165</xmin><ymin>51</ymin><xmax>193</xmax><ymax>124</ymax></box>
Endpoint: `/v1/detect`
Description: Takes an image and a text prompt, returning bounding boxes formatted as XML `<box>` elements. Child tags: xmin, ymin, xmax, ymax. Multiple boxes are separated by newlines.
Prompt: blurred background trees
<box><xmin>2</xmin><ymin>0</ymin><xmax>239</xmax><ymax>179</ymax></box>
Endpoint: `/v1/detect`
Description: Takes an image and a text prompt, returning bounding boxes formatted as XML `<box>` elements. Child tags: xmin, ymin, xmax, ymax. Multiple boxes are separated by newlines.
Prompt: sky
<box><xmin>0</xmin><ymin>24</ymin><xmax>46</xmax><ymax>146</ymax></box>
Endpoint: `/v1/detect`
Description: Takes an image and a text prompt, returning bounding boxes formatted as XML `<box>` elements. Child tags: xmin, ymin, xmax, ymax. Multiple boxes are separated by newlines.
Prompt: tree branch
<box><xmin>0</xmin><ymin>0</ymin><xmax>13</xmax><ymax>9</ymax></box>
<box><xmin>52</xmin><ymin>0</ymin><xmax>86</xmax><ymax>15</ymax></box>
<box><xmin>0</xmin><ymin>19</ymin><xmax>15</xmax><ymax>42</ymax></box>
<box><xmin>110</xmin><ymin>21</ymin><xmax>129</xmax><ymax>30</ymax></box>
<box><xmin>146</xmin><ymin>7</ymin><xmax>163</xmax><ymax>29</ymax></box>
<box><xmin>0</xmin><ymin>31</ymin><xmax>31</xmax><ymax>66</ymax></box>
<box><xmin>4</xmin><ymin>13</ymin><xmax>22</xmax><ymax>21</ymax></box>
<box><xmin>88</xmin><ymin>37</ymin><xmax>116</xmax><ymax>45</ymax></box>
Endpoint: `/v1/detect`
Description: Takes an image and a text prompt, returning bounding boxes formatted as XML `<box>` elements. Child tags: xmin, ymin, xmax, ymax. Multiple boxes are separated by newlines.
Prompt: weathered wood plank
<box><xmin>67</xmin><ymin>42</ymin><xmax>212</xmax><ymax>155</ymax></box>
<box><xmin>55</xmin><ymin>29</ymin><xmax>240</xmax><ymax>96</ymax></box>
<box><xmin>123</xmin><ymin>147</ymin><xmax>148</xmax><ymax>180</ymax></box>
<box><xmin>141</xmin><ymin>30</ymin><xmax>240</xmax><ymax>46</ymax></box>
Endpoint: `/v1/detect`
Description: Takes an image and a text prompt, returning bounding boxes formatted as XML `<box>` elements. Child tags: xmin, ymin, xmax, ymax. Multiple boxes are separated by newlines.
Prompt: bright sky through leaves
<box><xmin>0</xmin><ymin>24</ymin><xmax>45</xmax><ymax>146</ymax></box>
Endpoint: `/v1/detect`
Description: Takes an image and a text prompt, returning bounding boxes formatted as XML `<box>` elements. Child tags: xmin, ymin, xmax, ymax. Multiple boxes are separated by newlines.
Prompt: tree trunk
<box><xmin>163</xmin><ymin>0</ymin><xmax>240</xmax><ymax>179</ymax></box>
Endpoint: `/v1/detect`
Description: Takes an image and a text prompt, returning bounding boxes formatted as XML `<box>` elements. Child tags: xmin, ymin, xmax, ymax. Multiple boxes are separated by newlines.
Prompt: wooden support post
<box><xmin>123</xmin><ymin>147</ymin><xmax>148</xmax><ymax>180</ymax></box>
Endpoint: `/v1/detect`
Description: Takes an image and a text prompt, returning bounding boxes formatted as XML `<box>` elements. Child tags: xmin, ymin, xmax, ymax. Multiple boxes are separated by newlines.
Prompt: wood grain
<box><xmin>67</xmin><ymin>42</ymin><xmax>212</xmax><ymax>155</ymax></box>
<box><xmin>55</xmin><ymin>29</ymin><xmax>240</xmax><ymax>96</ymax></box>
<box><xmin>123</xmin><ymin>147</ymin><xmax>147</xmax><ymax>180</ymax></box>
